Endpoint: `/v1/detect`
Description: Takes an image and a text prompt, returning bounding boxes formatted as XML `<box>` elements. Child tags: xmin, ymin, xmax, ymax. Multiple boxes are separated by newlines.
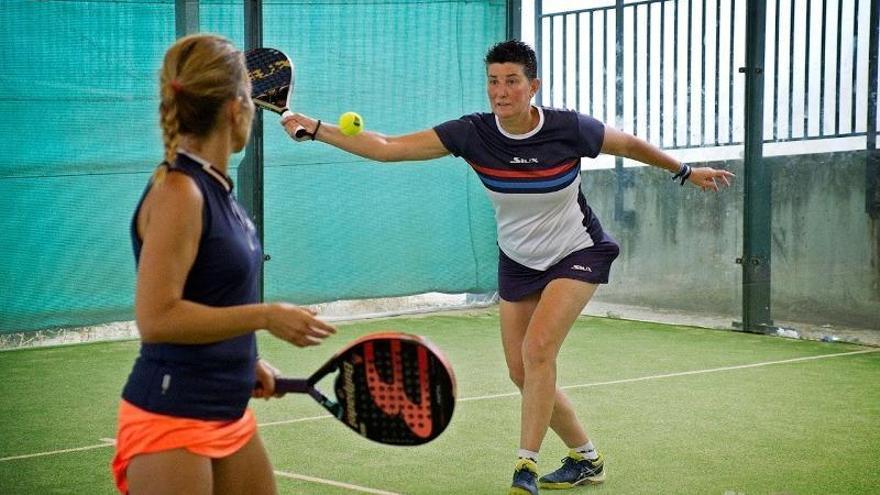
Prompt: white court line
<box><xmin>274</xmin><ymin>470</ymin><xmax>402</xmax><ymax>495</ymax></box>
<box><xmin>459</xmin><ymin>348</ymin><xmax>880</xmax><ymax>402</ymax></box>
<box><xmin>2</xmin><ymin>348</ymin><xmax>877</xmax><ymax>462</ymax></box>
<box><xmin>0</xmin><ymin>438</ymin><xmax>115</xmax><ymax>462</ymax></box>
<box><xmin>258</xmin><ymin>413</ymin><xmax>333</xmax><ymax>428</ymax></box>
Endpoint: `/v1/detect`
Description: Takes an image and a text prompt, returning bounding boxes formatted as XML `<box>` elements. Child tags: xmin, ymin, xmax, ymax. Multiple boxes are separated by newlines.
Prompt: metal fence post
<box><xmin>867</xmin><ymin>0</ymin><xmax>879</xmax><ymax>218</ymax></box>
<box><xmin>174</xmin><ymin>0</ymin><xmax>199</xmax><ymax>38</ymax></box>
<box><xmin>240</xmin><ymin>0</ymin><xmax>265</xmax><ymax>302</ymax></box>
<box><xmin>614</xmin><ymin>0</ymin><xmax>634</xmax><ymax>226</ymax></box>
<box><xmin>534</xmin><ymin>0</ymin><xmax>543</xmax><ymax>103</ymax></box>
<box><xmin>740</xmin><ymin>0</ymin><xmax>773</xmax><ymax>332</ymax></box>
<box><xmin>508</xmin><ymin>0</ymin><xmax>522</xmax><ymax>41</ymax></box>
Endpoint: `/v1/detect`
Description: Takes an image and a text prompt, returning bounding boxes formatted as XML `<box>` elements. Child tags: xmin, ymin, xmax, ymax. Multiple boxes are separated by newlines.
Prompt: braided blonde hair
<box><xmin>156</xmin><ymin>34</ymin><xmax>249</xmax><ymax>180</ymax></box>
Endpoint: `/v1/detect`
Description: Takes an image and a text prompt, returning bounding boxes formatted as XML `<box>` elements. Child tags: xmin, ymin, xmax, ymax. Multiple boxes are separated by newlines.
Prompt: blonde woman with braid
<box><xmin>111</xmin><ymin>34</ymin><xmax>336</xmax><ymax>495</ymax></box>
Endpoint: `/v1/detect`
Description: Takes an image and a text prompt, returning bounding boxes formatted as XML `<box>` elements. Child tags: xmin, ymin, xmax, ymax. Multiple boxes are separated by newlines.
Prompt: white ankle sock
<box><xmin>517</xmin><ymin>448</ymin><xmax>539</xmax><ymax>463</ymax></box>
<box><xmin>573</xmin><ymin>441</ymin><xmax>598</xmax><ymax>460</ymax></box>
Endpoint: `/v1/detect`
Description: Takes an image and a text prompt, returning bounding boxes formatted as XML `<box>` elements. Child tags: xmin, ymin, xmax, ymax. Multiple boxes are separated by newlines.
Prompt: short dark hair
<box><xmin>484</xmin><ymin>40</ymin><xmax>538</xmax><ymax>80</ymax></box>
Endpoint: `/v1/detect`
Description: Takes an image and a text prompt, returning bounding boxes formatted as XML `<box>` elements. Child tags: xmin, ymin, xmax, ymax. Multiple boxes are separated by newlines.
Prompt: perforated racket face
<box><xmin>245</xmin><ymin>48</ymin><xmax>293</xmax><ymax>113</ymax></box>
<box><xmin>331</xmin><ymin>334</ymin><xmax>456</xmax><ymax>445</ymax></box>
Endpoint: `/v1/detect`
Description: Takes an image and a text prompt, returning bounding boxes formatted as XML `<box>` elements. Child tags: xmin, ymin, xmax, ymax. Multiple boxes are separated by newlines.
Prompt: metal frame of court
<box><xmin>534</xmin><ymin>0</ymin><xmax>880</xmax><ymax>333</ymax></box>
<box><xmin>173</xmin><ymin>0</ymin><xmax>879</xmax><ymax>334</ymax></box>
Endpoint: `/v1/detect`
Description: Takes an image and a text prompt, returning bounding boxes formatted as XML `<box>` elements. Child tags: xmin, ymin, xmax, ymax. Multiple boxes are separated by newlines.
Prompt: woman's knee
<box><xmin>521</xmin><ymin>336</ymin><xmax>557</xmax><ymax>369</ymax></box>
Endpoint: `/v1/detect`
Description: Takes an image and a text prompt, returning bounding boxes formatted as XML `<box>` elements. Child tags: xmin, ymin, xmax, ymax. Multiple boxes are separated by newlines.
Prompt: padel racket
<box><xmin>244</xmin><ymin>47</ymin><xmax>310</xmax><ymax>140</ymax></box>
<box><xmin>265</xmin><ymin>332</ymin><xmax>456</xmax><ymax>446</ymax></box>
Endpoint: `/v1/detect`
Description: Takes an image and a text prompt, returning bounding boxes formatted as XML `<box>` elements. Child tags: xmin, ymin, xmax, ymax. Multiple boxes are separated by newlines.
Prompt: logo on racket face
<box><xmin>342</xmin><ymin>361</ymin><xmax>358</xmax><ymax>427</ymax></box>
<box><xmin>248</xmin><ymin>59</ymin><xmax>291</xmax><ymax>81</ymax></box>
<box><xmin>363</xmin><ymin>340</ymin><xmax>433</xmax><ymax>438</ymax></box>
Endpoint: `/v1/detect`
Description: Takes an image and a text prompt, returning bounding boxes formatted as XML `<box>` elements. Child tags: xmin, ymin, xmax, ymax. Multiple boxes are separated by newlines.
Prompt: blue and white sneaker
<box><xmin>538</xmin><ymin>451</ymin><xmax>605</xmax><ymax>489</ymax></box>
<box><xmin>509</xmin><ymin>458</ymin><xmax>539</xmax><ymax>495</ymax></box>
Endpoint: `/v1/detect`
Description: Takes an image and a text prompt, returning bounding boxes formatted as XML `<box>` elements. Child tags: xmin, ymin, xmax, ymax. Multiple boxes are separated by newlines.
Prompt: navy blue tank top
<box><xmin>122</xmin><ymin>151</ymin><xmax>262</xmax><ymax>420</ymax></box>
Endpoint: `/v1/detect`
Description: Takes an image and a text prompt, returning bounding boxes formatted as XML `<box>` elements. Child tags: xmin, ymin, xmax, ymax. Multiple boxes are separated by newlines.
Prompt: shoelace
<box><xmin>560</xmin><ymin>456</ymin><xmax>598</xmax><ymax>476</ymax></box>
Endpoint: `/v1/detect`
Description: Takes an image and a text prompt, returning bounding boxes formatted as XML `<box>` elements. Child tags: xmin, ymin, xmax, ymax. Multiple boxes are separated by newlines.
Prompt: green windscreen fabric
<box><xmin>0</xmin><ymin>0</ymin><xmax>505</xmax><ymax>333</ymax></box>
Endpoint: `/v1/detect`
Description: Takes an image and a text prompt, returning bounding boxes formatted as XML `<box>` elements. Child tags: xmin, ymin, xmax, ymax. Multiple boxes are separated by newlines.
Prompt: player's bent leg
<box><xmin>503</xmin><ymin>297</ymin><xmax>589</xmax><ymax>446</ymax></box>
<box><xmin>500</xmin><ymin>293</ymin><xmax>541</xmax><ymax>389</ymax></box>
<box><xmin>127</xmin><ymin>448</ymin><xmax>212</xmax><ymax>495</ymax></box>
<box><xmin>519</xmin><ymin>279</ymin><xmax>597</xmax><ymax>452</ymax></box>
<box><xmin>212</xmin><ymin>432</ymin><xmax>278</xmax><ymax>495</ymax></box>
<box><xmin>503</xmin><ymin>280</ymin><xmax>605</xmax><ymax>492</ymax></box>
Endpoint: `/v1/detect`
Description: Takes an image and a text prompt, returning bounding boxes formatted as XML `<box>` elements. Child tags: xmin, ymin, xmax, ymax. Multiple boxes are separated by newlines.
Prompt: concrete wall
<box><xmin>581</xmin><ymin>150</ymin><xmax>880</xmax><ymax>330</ymax></box>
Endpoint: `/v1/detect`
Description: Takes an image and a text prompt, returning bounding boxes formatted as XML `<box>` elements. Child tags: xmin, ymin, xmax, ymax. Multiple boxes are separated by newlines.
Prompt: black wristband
<box><xmin>311</xmin><ymin>120</ymin><xmax>322</xmax><ymax>141</ymax></box>
<box><xmin>671</xmin><ymin>163</ymin><xmax>691</xmax><ymax>186</ymax></box>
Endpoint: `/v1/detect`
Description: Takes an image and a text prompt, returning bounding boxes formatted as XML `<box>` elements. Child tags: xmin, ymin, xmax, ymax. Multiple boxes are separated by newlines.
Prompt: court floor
<box><xmin>1</xmin><ymin>310</ymin><xmax>878</xmax><ymax>494</ymax></box>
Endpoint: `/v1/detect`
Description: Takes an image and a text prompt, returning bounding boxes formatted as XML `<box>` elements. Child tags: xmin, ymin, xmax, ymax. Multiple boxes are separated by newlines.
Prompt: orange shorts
<box><xmin>111</xmin><ymin>400</ymin><xmax>256</xmax><ymax>494</ymax></box>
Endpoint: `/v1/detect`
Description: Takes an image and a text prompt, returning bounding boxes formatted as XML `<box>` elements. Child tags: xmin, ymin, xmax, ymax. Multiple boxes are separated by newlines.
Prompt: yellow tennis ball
<box><xmin>338</xmin><ymin>111</ymin><xmax>363</xmax><ymax>136</ymax></box>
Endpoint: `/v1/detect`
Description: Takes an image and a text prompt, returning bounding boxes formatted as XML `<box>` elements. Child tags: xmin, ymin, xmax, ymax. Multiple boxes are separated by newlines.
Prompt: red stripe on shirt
<box><xmin>468</xmin><ymin>159</ymin><xmax>578</xmax><ymax>179</ymax></box>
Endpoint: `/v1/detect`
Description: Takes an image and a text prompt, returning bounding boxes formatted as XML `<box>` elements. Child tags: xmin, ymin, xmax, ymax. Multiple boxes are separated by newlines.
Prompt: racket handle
<box><xmin>293</xmin><ymin>126</ymin><xmax>310</xmax><ymax>140</ymax></box>
<box><xmin>280</xmin><ymin>112</ymin><xmax>311</xmax><ymax>141</ymax></box>
<box><xmin>274</xmin><ymin>377</ymin><xmax>310</xmax><ymax>395</ymax></box>
<box><xmin>279</xmin><ymin>111</ymin><xmax>314</xmax><ymax>141</ymax></box>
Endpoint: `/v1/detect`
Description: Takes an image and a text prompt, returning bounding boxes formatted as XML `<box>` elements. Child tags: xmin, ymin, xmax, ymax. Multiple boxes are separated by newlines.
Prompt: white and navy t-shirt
<box><xmin>434</xmin><ymin>106</ymin><xmax>606</xmax><ymax>270</ymax></box>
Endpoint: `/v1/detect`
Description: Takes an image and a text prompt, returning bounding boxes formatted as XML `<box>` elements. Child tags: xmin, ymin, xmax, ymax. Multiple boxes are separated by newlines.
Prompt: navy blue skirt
<box><xmin>497</xmin><ymin>233</ymin><xmax>620</xmax><ymax>302</ymax></box>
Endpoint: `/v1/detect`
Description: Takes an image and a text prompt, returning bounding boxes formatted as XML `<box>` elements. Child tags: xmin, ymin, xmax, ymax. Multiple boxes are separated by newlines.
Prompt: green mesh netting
<box><xmin>0</xmin><ymin>0</ymin><xmax>506</xmax><ymax>333</ymax></box>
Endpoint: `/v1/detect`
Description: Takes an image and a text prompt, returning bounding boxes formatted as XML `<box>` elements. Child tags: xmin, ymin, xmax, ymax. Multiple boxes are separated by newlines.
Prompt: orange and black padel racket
<box><xmin>267</xmin><ymin>332</ymin><xmax>456</xmax><ymax>446</ymax></box>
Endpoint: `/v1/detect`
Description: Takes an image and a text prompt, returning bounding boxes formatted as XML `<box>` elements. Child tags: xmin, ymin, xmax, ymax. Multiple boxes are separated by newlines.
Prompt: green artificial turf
<box><xmin>1</xmin><ymin>311</ymin><xmax>877</xmax><ymax>494</ymax></box>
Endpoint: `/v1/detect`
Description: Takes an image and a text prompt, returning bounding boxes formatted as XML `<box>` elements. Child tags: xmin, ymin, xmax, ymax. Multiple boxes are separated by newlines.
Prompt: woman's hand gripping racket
<box><xmin>244</xmin><ymin>47</ymin><xmax>312</xmax><ymax>141</ymax></box>
<box><xmin>261</xmin><ymin>332</ymin><xmax>456</xmax><ymax>446</ymax></box>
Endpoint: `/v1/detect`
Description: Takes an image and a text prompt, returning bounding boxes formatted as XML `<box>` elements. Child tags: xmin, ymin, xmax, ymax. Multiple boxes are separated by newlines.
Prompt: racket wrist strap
<box><xmin>311</xmin><ymin>120</ymin><xmax>322</xmax><ymax>141</ymax></box>
<box><xmin>671</xmin><ymin>163</ymin><xmax>692</xmax><ymax>186</ymax></box>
